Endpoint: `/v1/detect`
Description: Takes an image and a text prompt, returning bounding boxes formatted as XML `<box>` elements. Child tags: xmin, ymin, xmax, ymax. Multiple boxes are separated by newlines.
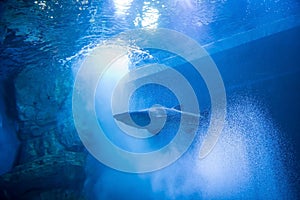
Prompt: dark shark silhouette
<box><xmin>113</xmin><ymin>105</ymin><xmax>205</xmax><ymax>134</ymax></box>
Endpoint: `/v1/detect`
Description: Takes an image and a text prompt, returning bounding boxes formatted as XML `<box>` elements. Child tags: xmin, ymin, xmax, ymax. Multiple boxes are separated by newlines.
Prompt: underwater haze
<box><xmin>0</xmin><ymin>0</ymin><xmax>300</xmax><ymax>199</ymax></box>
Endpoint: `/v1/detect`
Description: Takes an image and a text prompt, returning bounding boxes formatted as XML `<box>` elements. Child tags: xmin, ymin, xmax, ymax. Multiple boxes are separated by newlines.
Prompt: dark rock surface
<box><xmin>0</xmin><ymin>80</ymin><xmax>20</xmax><ymax>175</ymax></box>
<box><xmin>14</xmin><ymin>66</ymin><xmax>72</xmax><ymax>140</ymax></box>
<box><xmin>0</xmin><ymin>152</ymin><xmax>86</xmax><ymax>200</ymax></box>
<box><xmin>0</xmin><ymin>65</ymin><xmax>87</xmax><ymax>199</ymax></box>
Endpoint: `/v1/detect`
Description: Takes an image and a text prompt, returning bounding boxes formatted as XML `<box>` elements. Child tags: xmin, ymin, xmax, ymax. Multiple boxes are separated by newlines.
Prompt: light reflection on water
<box><xmin>1</xmin><ymin>0</ymin><xmax>299</xmax><ymax>79</ymax></box>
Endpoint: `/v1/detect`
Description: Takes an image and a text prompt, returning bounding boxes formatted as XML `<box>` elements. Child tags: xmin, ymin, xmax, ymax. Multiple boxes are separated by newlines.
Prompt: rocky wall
<box><xmin>0</xmin><ymin>66</ymin><xmax>87</xmax><ymax>199</ymax></box>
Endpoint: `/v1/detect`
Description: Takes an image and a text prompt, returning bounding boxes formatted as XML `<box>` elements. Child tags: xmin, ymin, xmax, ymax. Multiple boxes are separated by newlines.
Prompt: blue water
<box><xmin>1</xmin><ymin>0</ymin><xmax>300</xmax><ymax>78</ymax></box>
<box><xmin>1</xmin><ymin>0</ymin><xmax>300</xmax><ymax>199</ymax></box>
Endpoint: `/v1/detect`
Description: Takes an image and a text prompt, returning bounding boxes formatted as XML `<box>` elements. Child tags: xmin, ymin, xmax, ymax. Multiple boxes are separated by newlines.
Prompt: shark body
<box><xmin>113</xmin><ymin>105</ymin><xmax>204</xmax><ymax>134</ymax></box>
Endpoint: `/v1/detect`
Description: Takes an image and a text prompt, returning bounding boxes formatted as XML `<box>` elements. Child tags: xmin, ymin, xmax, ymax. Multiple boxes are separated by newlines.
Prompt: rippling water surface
<box><xmin>1</xmin><ymin>0</ymin><xmax>300</xmax><ymax>79</ymax></box>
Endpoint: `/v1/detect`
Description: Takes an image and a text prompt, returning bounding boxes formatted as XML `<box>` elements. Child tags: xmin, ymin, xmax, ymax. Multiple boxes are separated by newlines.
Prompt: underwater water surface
<box><xmin>0</xmin><ymin>0</ymin><xmax>300</xmax><ymax>199</ymax></box>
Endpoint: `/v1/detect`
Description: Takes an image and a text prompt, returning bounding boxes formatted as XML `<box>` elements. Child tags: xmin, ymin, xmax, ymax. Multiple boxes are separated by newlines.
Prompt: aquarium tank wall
<box><xmin>0</xmin><ymin>0</ymin><xmax>300</xmax><ymax>199</ymax></box>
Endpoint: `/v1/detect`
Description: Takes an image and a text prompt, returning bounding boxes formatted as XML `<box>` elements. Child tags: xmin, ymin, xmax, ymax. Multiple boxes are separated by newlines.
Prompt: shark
<box><xmin>113</xmin><ymin>105</ymin><xmax>206</xmax><ymax>135</ymax></box>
